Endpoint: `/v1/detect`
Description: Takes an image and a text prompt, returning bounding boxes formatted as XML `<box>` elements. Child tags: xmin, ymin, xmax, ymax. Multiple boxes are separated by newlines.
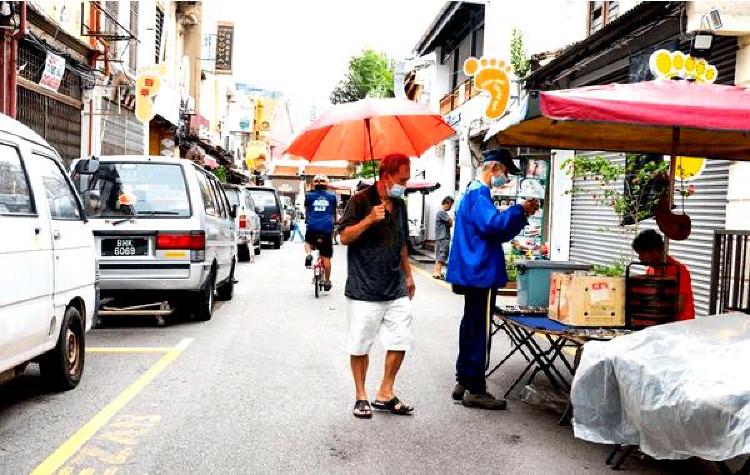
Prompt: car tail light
<box><xmin>239</xmin><ymin>214</ymin><xmax>247</xmax><ymax>229</ymax></box>
<box><xmin>270</xmin><ymin>213</ymin><xmax>280</xmax><ymax>222</ymax></box>
<box><xmin>156</xmin><ymin>232</ymin><xmax>205</xmax><ymax>262</ymax></box>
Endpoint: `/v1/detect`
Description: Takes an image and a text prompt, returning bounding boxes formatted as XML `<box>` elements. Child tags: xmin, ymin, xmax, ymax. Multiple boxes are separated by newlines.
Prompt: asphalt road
<box><xmin>0</xmin><ymin>241</ymin><xmax>728</xmax><ymax>474</ymax></box>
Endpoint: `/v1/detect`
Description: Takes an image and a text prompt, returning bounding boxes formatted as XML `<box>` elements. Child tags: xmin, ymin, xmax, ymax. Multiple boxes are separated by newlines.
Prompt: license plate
<box><xmin>102</xmin><ymin>238</ymin><xmax>148</xmax><ymax>257</ymax></box>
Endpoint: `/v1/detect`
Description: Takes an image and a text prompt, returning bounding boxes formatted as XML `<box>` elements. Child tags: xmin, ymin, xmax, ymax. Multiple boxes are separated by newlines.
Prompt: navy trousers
<box><xmin>456</xmin><ymin>287</ymin><xmax>497</xmax><ymax>394</ymax></box>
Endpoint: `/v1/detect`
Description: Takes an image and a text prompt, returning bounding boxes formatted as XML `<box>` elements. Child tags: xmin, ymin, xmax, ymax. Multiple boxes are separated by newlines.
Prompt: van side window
<box><xmin>195</xmin><ymin>171</ymin><xmax>217</xmax><ymax>216</ymax></box>
<box><xmin>35</xmin><ymin>156</ymin><xmax>82</xmax><ymax>220</ymax></box>
<box><xmin>245</xmin><ymin>192</ymin><xmax>255</xmax><ymax>211</ymax></box>
<box><xmin>0</xmin><ymin>144</ymin><xmax>34</xmax><ymax>215</ymax></box>
<box><xmin>208</xmin><ymin>177</ymin><xmax>227</xmax><ymax>218</ymax></box>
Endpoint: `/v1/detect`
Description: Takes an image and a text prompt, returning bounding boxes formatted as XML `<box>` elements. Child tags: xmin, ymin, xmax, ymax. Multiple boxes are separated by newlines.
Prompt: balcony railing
<box><xmin>439</xmin><ymin>78</ymin><xmax>481</xmax><ymax>115</ymax></box>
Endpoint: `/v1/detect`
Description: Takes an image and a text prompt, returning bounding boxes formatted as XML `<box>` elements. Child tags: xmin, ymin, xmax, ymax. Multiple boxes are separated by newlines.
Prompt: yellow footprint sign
<box><xmin>135</xmin><ymin>64</ymin><xmax>166</xmax><ymax>122</ymax></box>
<box><xmin>463</xmin><ymin>57</ymin><xmax>512</xmax><ymax>120</ymax></box>
<box><xmin>675</xmin><ymin>156</ymin><xmax>705</xmax><ymax>181</ymax></box>
<box><xmin>649</xmin><ymin>49</ymin><xmax>718</xmax><ymax>83</ymax></box>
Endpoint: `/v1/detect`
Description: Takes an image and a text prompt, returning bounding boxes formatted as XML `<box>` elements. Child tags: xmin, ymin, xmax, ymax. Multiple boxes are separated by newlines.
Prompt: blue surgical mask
<box><xmin>492</xmin><ymin>174</ymin><xmax>508</xmax><ymax>188</ymax></box>
<box><xmin>389</xmin><ymin>184</ymin><xmax>407</xmax><ymax>199</ymax></box>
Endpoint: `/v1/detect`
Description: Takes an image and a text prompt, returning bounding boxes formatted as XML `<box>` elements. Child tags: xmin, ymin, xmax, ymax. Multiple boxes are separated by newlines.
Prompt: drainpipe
<box><xmin>1</xmin><ymin>31</ymin><xmax>7</xmax><ymax>115</ymax></box>
<box><xmin>8</xmin><ymin>1</ymin><xmax>27</xmax><ymax>119</ymax></box>
<box><xmin>86</xmin><ymin>2</ymin><xmax>111</xmax><ymax>154</ymax></box>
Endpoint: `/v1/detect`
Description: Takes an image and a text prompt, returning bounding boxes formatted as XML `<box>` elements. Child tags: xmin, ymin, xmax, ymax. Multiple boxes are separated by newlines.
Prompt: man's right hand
<box><xmin>368</xmin><ymin>204</ymin><xmax>386</xmax><ymax>224</ymax></box>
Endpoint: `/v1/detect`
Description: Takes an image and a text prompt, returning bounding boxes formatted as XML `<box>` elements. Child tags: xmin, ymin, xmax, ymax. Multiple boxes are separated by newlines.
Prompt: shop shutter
<box><xmin>16</xmin><ymin>87</ymin><xmax>82</xmax><ymax>166</ymax></box>
<box><xmin>569</xmin><ymin>152</ymin><xmax>729</xmax><ymax>316</ymax></box>
<box><xmin>100</xmin><ymin>99</ymin><xmax>145</xmax><ymax>156</ymax></box>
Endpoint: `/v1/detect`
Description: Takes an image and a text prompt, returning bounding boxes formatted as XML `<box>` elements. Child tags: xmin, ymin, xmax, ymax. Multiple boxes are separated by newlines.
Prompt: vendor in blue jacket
<box><xmin>447</xmin><ymin>148</ymin><xmax>540</xmax><ymax>410</ymax></box>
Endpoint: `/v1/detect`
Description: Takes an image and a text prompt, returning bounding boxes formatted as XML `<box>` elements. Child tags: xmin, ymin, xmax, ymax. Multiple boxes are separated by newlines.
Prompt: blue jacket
<box><xmin>446</xmin><ymin>180</ymin><xmax>528</xmax><ymax>289</ymax></box>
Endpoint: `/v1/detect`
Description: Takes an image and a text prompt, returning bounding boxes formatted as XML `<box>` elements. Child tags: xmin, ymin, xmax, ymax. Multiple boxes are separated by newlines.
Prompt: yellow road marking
<box><xmin>87</xmin><ymin>347</ymin><xmax>173</xmax><ymax>354</ymax></box>
<box><xmin>411</xmin><ymin>265</ymin><xmax>452</xmax><ymax>290</ymax></box>
<box><xmin>30</xmin><ymin>339</ymin><xmax>193</xmax><ymax>475</ymax></box>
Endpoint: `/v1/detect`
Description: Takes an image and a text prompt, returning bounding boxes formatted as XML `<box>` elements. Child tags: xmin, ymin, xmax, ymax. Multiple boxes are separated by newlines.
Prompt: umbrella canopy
<box><xmin>487</xmin><ymin>81</ymin><xmax>750</xmax><ymax>161</ymax></box>
<box><xmin>285</xmin><ymin>98</ymin><xmax>455</xmax><ymax>162</ymax></box>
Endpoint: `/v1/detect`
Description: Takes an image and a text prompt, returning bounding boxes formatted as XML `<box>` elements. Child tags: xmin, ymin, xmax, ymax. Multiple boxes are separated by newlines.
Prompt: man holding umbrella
<box><xmin>447</xmin><ymin>149</ymin><xmax>540</xmax><ymax>410</ymax></box>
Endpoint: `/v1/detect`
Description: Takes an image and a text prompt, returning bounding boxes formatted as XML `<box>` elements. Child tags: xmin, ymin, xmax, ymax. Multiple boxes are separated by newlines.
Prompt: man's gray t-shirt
<box><xmin>339</xmin><ymin>185</ymin><xmax>407</xmax><ymax>302</ymax></box>
<box><xmin>435</xmin><ymin>209</ymin><xmax>451</xmax><ymax>241</ymax></box>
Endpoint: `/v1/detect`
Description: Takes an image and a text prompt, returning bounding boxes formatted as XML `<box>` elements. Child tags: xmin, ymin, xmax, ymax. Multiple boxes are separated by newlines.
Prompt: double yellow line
<box><xmin>30</xmin><ymin>339</ymin><xmax>193</xmax><ymax>475</ymax></box>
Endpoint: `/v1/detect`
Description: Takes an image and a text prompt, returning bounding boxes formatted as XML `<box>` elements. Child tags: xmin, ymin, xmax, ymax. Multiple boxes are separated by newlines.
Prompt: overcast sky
<box><xmin>227</xmin><ymin>0</ymin><xmax>444</xmax><ymax>110</ymax></box>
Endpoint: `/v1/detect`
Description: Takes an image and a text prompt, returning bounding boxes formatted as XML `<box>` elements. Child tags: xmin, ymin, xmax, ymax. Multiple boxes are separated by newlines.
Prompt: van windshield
<box><xmin>86</xmin><ymin>163</ymin><xmax>191</xmax><ymax>218</ymax></box>
<box><xmin>249</xmin><ymin>190</ymin><xmax>277</xmax><ymax>209</ymax></box>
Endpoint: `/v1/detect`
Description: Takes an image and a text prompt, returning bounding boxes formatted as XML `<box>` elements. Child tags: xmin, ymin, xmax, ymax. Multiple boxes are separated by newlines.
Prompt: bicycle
<box><xmin>311</xmin><ymin>237</ymin><xmax>326</xmax><ymax>298</ymax></box>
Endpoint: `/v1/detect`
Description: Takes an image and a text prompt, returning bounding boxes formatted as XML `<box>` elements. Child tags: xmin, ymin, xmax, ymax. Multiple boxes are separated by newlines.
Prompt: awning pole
<box><xmin>665</xmin><ymin>127</ymin><xmax>680</xmax><ymax>256</ymax></box>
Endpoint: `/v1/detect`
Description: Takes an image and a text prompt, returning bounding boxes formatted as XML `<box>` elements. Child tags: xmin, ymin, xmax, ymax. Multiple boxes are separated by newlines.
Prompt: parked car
<box><xmin>280</xmin><ymin>195</ymin><xmax>293</xmax><ymax>241</ymax></box>
<box><xmin>0</xmin><ymin>114</ymin><xmax>96</xmax><ymax>390</ymax></box>
<box><xmin>71</xmin><ymin>156</ymin><xmax>236</xmax><ymax>323</ymax></box>
<box><xmin>223</xmin><ymin>183</ymin><xmax>262</xmax><ymax>261</ymax></box>
<box><xmin>247</xmin><ymin>186</ymin><xmax>285</xmax><ymax>249</ymax></box>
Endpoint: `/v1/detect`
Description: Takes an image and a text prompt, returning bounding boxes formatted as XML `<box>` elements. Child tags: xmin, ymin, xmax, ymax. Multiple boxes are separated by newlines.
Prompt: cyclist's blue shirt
<box><xmin>305</xmin><ymin>190</ymin><xmax>337</xmax><ymax>232</ymax></box>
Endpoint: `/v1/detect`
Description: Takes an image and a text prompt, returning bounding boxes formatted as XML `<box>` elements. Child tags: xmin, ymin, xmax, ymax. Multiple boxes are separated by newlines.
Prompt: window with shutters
<box><xmin>155</xmin><ymin>6</ymin><xmax>164</xmax><ymax>64</ymax></box>
<box><xmin>588</xmin><ymin>1</ymin><xmax>619</xmax><ymax>35</ymax></box>
<box><xmin>128</xmin><ymin>1</ymin><xmax>139</xmax><ymax>72</ymax></box>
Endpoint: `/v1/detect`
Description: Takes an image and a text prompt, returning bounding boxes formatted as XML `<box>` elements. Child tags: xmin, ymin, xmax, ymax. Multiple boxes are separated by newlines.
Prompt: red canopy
<box><xmin>540</xmin><ymin>80</ymin><xmax>750</xmax><ymax>132</ymax></box>
<box><xmin>488</xmin><ymin>81</ymin><xmax>750</xmax><ymax>161</ymax></box>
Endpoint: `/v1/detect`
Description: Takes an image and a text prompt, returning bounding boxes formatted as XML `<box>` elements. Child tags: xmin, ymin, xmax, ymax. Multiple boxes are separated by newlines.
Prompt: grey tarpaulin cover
<box><xmin>571</xmin><ymin>313</ymin><xmax>750</xmax><ymax>460</ymax></box>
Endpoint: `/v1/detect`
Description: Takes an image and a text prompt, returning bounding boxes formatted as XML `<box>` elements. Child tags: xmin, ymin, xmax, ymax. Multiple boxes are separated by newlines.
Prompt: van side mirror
<box><xmin>74</xmin><ymin>159</ymin><xmax>99</xmax><ymax>175</ymax></box>
<box><xmin>255</xmin><ymin>206</ymin><xmax>264</xmax><ymax>215</ymax></box>
<box><xmin>230</xmin><ymin>204</ymin><xmax>238</xmax><ymax>219</ymax></box>
<box><xmin>83</xmin><ymin>190</ymin><xmax>101</xmax><ymax>212</ymax></box>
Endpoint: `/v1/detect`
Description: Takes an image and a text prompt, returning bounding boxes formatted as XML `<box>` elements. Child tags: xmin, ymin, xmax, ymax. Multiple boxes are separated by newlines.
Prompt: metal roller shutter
<box><xmin>569</xmin><ymin>152</ymin><xmax>729</xmax><ymax>316</ymax></box>
<box><xmin>100</xmin><ymin>99</ymin><xmax>145</xmax><ymax>156</ymax></box>
<box><xmin>17</xmin><ymin>87</ymin><xmax>82</xmax><ymax>165</ymax></box>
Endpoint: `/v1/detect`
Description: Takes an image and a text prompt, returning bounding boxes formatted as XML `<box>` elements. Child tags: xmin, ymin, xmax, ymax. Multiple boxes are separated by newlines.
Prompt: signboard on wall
<box><xmin>39</xmin><ymin>52</ymin><xmax>66</xmax><ymax>91</ymax></box>
<box><xmin>215</xmin><ymin>22</ymin><xmax>234</xmax><ymax>75</ymax></box>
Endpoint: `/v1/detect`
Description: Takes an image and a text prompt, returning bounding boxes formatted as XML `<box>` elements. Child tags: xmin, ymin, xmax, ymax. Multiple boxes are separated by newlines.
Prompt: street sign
<box><xmin>215</xmin><ymin>22</ymin><xmax>234</xmax><ymax>75</ymax></box>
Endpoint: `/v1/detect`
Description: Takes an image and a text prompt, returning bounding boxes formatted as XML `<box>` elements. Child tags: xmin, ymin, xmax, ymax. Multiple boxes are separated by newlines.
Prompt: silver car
<box><xmin>222</xmin><ymin>184</ymin><xmax>262</xmax><ymax>261</ymax></box>
<box><xmin>72</xmin><ymin>156</ymin><xmax>237</xmax><ymax>323</ymax></box>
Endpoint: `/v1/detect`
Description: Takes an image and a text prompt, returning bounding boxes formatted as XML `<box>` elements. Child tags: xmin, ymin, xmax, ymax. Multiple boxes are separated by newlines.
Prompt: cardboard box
<box><xmin>549</xmin><ymin>273</ymin><xmax>625</xmax><ymax>327</ymax></box>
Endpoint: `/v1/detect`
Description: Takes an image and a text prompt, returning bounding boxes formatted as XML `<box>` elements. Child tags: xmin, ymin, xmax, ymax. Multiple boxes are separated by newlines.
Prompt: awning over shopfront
<box><xmin>304</xmin><ymin>165</ymin><xmax>349</xmax><ymax>178</ymax></box>
<box><xmin>486</xmin><ymin>81</ymin><xmax>750</xmax><ymax>161</ymax></box>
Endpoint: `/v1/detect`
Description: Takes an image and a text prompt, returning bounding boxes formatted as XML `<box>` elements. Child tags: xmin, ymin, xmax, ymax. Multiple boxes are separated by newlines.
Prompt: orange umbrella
<box><xmin>285</xmin><ymin>98</ymin><xmax>455</xmax><ymax>162</ymax></box>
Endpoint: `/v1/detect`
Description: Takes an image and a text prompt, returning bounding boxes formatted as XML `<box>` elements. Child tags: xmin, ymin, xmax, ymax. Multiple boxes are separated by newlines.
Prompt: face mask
<box><xmin>492</xmin><ymin>174</ymin><xmax>508</xmax><ymax>188</ymax></box>
<box><xmin>314</xmin><ymin>184</ymin><xmax>325</xmax><ymax>191</ymax></box>
<box><xmin>388</xmin><ymin>183</ymin><xmax>407</xmax><ymax>199</ymax></box>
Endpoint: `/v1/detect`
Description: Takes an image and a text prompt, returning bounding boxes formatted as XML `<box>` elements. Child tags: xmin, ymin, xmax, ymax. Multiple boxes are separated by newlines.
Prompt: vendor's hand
<box><xmin>406</xmin><ymin>276</ymin><xmax>416</xmax><ymax>300</ymax></box>
<box><xmin>523</xmin><ymin>199</ymin><xmax>540</xmax><ymax>217</ymax></box>
<box><xmin>368</xmin><ymin>204</ymin><xmax>386</xmax><ymax>224</ymax></box>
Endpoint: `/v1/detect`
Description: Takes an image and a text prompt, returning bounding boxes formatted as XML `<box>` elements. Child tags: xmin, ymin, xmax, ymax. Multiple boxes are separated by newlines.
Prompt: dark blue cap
<box><xmin>482</xmin><ymin>148</ymin><xmax>522</xmax><ymax>175</ymax></box>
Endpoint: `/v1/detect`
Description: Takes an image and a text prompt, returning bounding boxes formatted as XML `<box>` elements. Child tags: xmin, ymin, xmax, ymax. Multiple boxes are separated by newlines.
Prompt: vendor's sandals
<box><xmin>432</xmin><ymin>274</ymin><xmax>445</xmax><ymax>280</ymax></box>
<box><xmin>372</xmin><ymin>396</ymin><xmax>414</xmax><ymax>415</ymax></box>
<box><xmin>353</xmin><ymin>400</ymin><xmax>372</xmax><ymax>419</ymax></box>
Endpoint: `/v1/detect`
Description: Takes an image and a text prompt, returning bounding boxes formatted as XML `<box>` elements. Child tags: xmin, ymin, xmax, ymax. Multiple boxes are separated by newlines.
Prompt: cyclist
<box><xmin>304</xmin><ymin>174</ymin><xmax>337</xmax><ymax>291</ymax></box>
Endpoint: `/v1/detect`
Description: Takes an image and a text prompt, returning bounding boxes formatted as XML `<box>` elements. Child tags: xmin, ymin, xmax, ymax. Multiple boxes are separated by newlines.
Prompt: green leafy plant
<box><xmin>510</xmin><ymin>28</ymin><xmax>530</xmax><ymax>78</ymax></box>
<box><xmin>212</xmin><ymin>166</ymin><xmax>228</xmax><ymax>183</ymax></box>
<box><xmin>562</xmin><ymin>153</ymin><xmax>672</xmax><ymax>267</ymax></box>
<box><xmin>331</xmin><ymin>49</ymin><xmax>395</xmax><ymax>104</ymax></box>
<box><xmin>358</xmin><ymin>161</ymin><xmax>379</xmax><ymax>179</ymax></box>
<box><xmin>592</xmin><ymin>263</ymin><xmax>625</xmax><ymax>278</ymax></box>
<box><xmin>506</xmin><ymin>253</ymin><xmax>518</xmax><ymax>282</ymax></box>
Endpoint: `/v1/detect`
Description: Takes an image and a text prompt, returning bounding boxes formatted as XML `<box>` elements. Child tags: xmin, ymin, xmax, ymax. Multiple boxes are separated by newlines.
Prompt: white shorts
<box><xmin>347</xmin><ymin>297</ymin><xmax>413</xmax><ymax>356</ymax></box>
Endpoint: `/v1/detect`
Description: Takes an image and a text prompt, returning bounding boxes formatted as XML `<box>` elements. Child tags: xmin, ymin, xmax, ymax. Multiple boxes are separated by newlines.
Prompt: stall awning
<box><xmin>305</xmin><ymin>165</ymin><xmax>349</xmax><ymax>178</ymax></box>
<box><xmin>486</xmin><ymin>81</ymin><xmax>750</xmax><ymax>161</ymax></box>
<box><xmin>271</xmin><ymin>165</ymin><xmax>299</xmax><ymax>177</ymax></box>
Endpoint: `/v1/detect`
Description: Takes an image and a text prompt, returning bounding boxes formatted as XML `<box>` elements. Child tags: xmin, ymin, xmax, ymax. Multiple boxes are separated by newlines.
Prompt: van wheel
<box><xmin>194</xmin><ymin>271</ymin><xmax>215</xmax><ymax>321</ymax></box>
<box><xmin>216</xmin><ymin>262</ymin><xmax>235</xmax><ymax>301</ymax></box>
<box><xmin>238</xmin><ymin>243</ymin><xmax>251</xmax><ymax>262</ymax></box>
<box><xmin>273</xmin><ymin>238</ymin><xmax>282</xmax><ymax>249</ymax></box>
<box><xmin>284</xmin><ymin>230</ymin><xmax>291</xmax><ymax>241</ymax></box>
<box><xmin>254</xmin><ymin>243</ymin><xmax>261</xmax><ymax>256</ymax></box>
<box><xmin>40</xmin><ymin>306</ymin><xmax>85</xmax><ymax>391</ymax></box>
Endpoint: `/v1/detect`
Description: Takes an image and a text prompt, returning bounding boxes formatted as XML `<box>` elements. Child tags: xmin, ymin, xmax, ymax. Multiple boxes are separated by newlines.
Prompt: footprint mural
<box><xmin>463</xmin><ymin>57</ymin><xmax>512</xmax><ymax>120</ymax></box>
<box><xmin>649</xmin><ymin>49</ymin><xmax>718</xmax><ymax>83</ymax></box>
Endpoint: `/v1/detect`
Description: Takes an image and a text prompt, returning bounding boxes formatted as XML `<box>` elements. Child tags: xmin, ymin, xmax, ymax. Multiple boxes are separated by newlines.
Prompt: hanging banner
<box><xmin>215</xmin><ymin>21</ymin><xmax>234</xmax><ymax>75</ymax></box>
<box><xmin>649</xmin><ymin>49</ymin><xmax>718</xmax><ymax>83</ymax></box>
<box><xmin>39</xmin><ymin>52</ymin><xmax>66</xmax><ymax>91</ymax></box>
<box><xmin>135</xmin><ymin>65</ymin><xmax>166</xmax><ymax>123</ymax></box>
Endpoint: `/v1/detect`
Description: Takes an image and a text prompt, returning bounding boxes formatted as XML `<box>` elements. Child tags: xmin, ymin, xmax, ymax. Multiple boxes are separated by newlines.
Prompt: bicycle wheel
<box><xmin>314</xmin><ymin>272</ymin><xmax>320</xmax><ymax>298</ymax></box>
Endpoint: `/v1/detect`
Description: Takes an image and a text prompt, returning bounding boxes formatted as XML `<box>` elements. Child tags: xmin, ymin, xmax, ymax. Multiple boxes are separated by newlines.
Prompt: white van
<box><xmin>72</xmin><ymin>156</ymin><xmax>237</xmax><ymax>323</ymax></box>
<box><xmin>0</xmin><ymin>114</ymin><xmax>96</xmax><ymax>390</ymax></box>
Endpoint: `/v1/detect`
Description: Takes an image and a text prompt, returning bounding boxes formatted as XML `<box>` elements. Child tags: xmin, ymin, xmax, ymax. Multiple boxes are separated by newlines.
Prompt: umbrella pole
<box><xmin>665</xmin><ymin>127</ymin><xmax>680</xmax><ymax>256</ymax></box>
<box><xmin>366</xmin><ymin>118</ymin><xmax>377</xmax><ymax>183</ymax></box>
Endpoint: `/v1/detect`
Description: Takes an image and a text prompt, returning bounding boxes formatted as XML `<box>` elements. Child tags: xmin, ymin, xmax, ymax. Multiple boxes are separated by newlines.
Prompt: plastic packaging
<box><xmin>520</xmin><ymin>384</ymin><xmax>568</xmax><ymax>415</ymax></box>
<box><xmin>571</xmin><ymin>313</ymin><xmax>750</xmax><ymax>460</ymax></box>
